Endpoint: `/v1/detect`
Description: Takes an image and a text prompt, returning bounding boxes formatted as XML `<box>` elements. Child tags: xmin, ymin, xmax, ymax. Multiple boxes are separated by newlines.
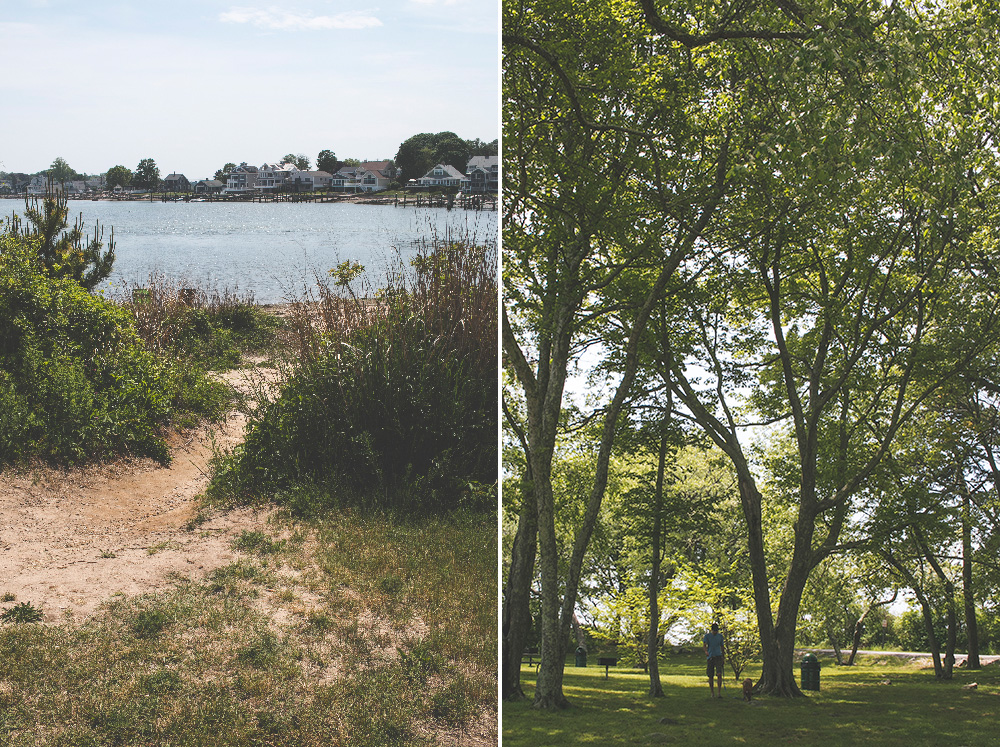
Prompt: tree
<box><xmin>503</xmin><ymin>0</ymin><xmax>735</xmax><ymax>707</ymax></box>
<box><xmin>316</xmin><ymin>149</ymin><xmax>338</xmax><ymax>173</ymax></box>
<box><xmin>134</xmin><ymin>158</ymin><xmax>160</xmax><ymax>191</ymax></box>
<box><xmin>283</xmin><ymin>153</ymin><xmax>310</xmax><ymax>170</ymax></box>
<box><xmin>104</xmin><ymin>165</ymin><xmax>132</xmax><ymax>191</ymax></box>
<box><xmin>214</xmin><ymin>163</ymin><xmax>236</xmax><ymax>182</ymax></box>
<box><xmin>505</xmin><ymin>0</ymin><xmax>1000</xmax><ymax>704</ymax></box>
<box><xmin>395</xmin><ymin>132</ymin><xmax>474</xmax><ymax>182</ymax></box>
<box><xmin>12</xmin><ymin>187</ymin><xmax>115</xmax><ymax>291</ymax></box>
<box><xmin>48</xmin><ymin>157</ymin><xmax>77</xmax><ymax>186</ymax></box>
<box><xmin>468</xmin><ymin>138</ymin><xmax>498</xmax><ymax>157</ymax></box>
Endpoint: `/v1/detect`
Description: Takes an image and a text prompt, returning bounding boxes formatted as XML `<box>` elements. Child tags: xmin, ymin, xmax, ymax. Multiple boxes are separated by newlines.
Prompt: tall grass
<box><xmin>211</xmin><ymin>236</ymin><xmax>498</xmax><ymax>511</ymax></box>
<box><xmin>117</xmin><ymin>273</ymin><xmax>280</xmax><ymax>371</ymax></box>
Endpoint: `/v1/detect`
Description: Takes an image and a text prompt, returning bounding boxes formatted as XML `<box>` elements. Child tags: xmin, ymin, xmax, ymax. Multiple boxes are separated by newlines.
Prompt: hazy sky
<box><xmin>0</xmin><ymin>0</ymin><xmax>499</xmax><ymax>179</ymax></box>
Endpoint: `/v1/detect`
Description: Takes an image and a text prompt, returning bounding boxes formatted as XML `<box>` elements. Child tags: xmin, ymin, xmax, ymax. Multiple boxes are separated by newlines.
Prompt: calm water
<box><xmin>9</xmin><ymin>200</ymin><xmax>497</xmax><ymax>304</ymax></box>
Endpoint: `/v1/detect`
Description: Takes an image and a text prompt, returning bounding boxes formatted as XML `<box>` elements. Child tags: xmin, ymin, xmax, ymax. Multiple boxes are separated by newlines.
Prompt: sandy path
<box><xmin>0</xmin><ymin>364</ymin><xmax>278</xmax><ymax>622</ymax></box>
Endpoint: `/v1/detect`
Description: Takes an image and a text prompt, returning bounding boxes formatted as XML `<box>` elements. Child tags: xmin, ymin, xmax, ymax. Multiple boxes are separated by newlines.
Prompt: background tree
<box><xmin>214</xmin><ymin>163</ymin><xmax>236</xmax><ymax>182</ymax></box>
<box><xmin>467</xmin><ymin>138</ymin><xmax>498</xmax><ymax>157</ymax></box>
<box><xmin>316</xmin><ymin>149</ymin><xmax>338</xmax><ymax>173</ymax></box>
<box><xmin>395</xmin><ymin>131</ymin><xmax>474</xmax><ymax>182</ymax></box>
<box><xmin>283</xmin><ymin>153</ymin><xmax>310</xmax><ymax>170</ymax></box>
<box><xmin>134</xmin><ymin>158</ymin><xmax>160</xmax><ymax>191</ymax></box>
<box><xmin>104</xmin><ymin>165</ymin><xmax>132</xmax><ymax>191</ymax></box>
<box><xmin>47</xmin><ymin>157</ymin><xmax>78</xmax><ymax>186</ymax></box>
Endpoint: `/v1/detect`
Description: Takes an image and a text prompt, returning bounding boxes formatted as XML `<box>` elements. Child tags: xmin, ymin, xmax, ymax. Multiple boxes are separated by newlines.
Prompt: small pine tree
<box><xmin>11</xmin><ymin>184</ymin><xmax>115</xmax><ymax>291</ymax></box>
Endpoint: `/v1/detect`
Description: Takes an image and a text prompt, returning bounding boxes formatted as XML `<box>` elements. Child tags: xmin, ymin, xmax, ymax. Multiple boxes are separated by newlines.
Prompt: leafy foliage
<box><xmin>211</xmin><ymin>239</ymin><xmax>497</xmax><ymax>512</ymax></box>
<box><xmin>0</xmin><ymin>236</ymin><xmax>228</xmax><ymax>466</ymax></box>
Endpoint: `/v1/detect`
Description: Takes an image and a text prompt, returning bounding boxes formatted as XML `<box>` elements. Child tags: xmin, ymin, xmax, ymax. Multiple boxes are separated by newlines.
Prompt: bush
<box><xmin>210</xmin><ymin>239</ymin><xmax>497</xmax><ymax>512</ymax></box>
<box><xmin>0</xmin><ymin>236</ymin><xmax>227</xmax><ymax>465</ymax></box>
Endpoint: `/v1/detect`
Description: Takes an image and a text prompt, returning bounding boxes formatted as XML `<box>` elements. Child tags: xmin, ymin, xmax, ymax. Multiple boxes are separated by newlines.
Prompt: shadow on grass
<box><xmin>503</xmin><ymin>653</ymin><xmax>1000</xmax><ymax>746</ymax></box>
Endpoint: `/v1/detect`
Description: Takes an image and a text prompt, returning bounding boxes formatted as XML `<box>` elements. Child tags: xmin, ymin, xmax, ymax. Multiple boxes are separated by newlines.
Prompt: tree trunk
<box><xmin>962</xmin><ymin>485</ymin><xmax>981</xmax><ymax>669</ymax></box>
<box><xmin>502</xmin><ymin>481</ymin><xmax>538</xmax><ymax>701</ymax></box>
<box><xmin>647</xmin><ymin>432</ymin><xmax>669</xmax><ymax>698</ymax></box>
<box><xmin>847</xmin><ymin>591</ymin><xmax>896</xmax><ymax>666</ymax></box>
<box><xmin>827</xmin><ymin>623</ymin><xmax>843</xmax><ymax>666</ymax></box>
<box><xmin>737</xmin><ymin>472</ymin><xmax>804</xmax><ymax>697</ymax></box>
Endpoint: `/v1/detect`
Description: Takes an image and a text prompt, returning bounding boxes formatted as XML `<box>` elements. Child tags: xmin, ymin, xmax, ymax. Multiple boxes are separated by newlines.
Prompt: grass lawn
<box><xmin>503</xmin><ymin>652</ymin><xmax>1000</xmax><ymax>746</ymax></box>
<box><xmin>0</xmin><ymin>510</ymin><xmax>496</xmax><ymax>746</ymax></box>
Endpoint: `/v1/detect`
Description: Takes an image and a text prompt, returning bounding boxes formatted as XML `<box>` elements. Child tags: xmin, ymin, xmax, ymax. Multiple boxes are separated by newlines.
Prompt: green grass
<box><xmin>503</xmin><ymin>653</ymin><xmax>1000</xmax><ymax>746</ymax></box>
<box><xmin>0</xmin><ymin>511</ymin><xmax>497</xmax><ymax>746</ymax></box>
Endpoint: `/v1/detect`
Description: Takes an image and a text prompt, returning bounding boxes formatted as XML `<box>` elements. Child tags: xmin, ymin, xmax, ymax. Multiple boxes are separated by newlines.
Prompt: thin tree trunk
<box><xmin>961</xmin><ymin>482</ymin><xmax>981</xmax><ymax>668</ymax></box>
<box><xmin>847</xmin><ymin>591</ymin><xmax>897</xmax><ymax>666</ymax></box>
<box><xmin>647</xmin><ymin>432</ymin><xmax>669</xmax><ymax>698</ymax></box>
<box><xmin>917</xmin><ymin>530</ymin><xmax>957</xmax><ymax>679</ymax></box>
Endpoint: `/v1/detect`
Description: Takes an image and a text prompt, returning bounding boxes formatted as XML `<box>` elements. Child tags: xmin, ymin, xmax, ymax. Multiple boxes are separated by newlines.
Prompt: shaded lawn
<box><xmin>503</xmin><ymin>653</ymin><xmax>1000</xmax><ymax>746</ymax></box>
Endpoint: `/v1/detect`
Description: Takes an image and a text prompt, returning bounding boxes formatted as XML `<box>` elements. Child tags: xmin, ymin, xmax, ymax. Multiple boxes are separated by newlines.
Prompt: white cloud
<box><xmin>409</xmin><ymin>0</ymin><xmax>464</xmax><ymax>4</ymax></box>
<box><xmin>219</xmin><ymin>6</ymin><xmax>382</xmax><ymax>30</ymax></box>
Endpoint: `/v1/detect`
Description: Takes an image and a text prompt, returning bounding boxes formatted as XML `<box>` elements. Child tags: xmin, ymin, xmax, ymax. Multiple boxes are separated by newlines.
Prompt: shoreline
<box><xmin>0</xmin><ymin>191</ymin><xmax>498</xmax><ymax>210</ymax></box>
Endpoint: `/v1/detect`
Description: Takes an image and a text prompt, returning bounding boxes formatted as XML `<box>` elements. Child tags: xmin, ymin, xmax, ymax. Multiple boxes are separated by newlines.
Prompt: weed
<box><xmin>399</xmin><ymin>636</ymin><xmax>444</xmax><ymax>684</ymax></box>
<box><xmin>99</xmin><ymin>550</ymin><xmax>117</xmax><ymax>559</ymax></box>
<box><xmin>146</xmin><ymin>540</ymin><xmax>181</xmax><ymax>555</ymax></box>
<box><xmin>132</xmin><ymin>609</ymin><xmax>171</xmax><ymax>639</ymax></box>
<box><xmin>140</xmin><ymin>669</ymin><xmax>182</xmax><ymax>694</ymax></box>
<box><xmin>236</xmin><ymin>631</ymin><xmax>279</xmax><ymax>669</ymax></box>
<box><xmin>0</xmin><ymin>592</ymin><xmax>14</xmax><ymax>603</ymax></box>
<box><xmin>430</xmin><ymin>675</ymin><xmax>476</xmax><ymax>726</ymax></box>
<box><xmin>230</xmin><ymin>529</ymin><xmax>284</xmax><ymax>555</ymax></box>
<box><xmin>1</xmin><ymin>601</ymin><xmax>43</xmax><ymax>623</ymax></box>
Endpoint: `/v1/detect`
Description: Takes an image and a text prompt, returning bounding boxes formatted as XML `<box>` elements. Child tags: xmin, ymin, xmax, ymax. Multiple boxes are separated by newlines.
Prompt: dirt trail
<box><xmin>0</xmin><ymin>363</ymin><xmax>278</xmax><ymax>622</ymax></box>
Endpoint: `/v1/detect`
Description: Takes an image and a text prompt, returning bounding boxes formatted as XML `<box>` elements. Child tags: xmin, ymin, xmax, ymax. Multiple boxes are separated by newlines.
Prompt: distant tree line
<box><xmin>2</xmin><ymin>132</ymin><xmax>496</xmax><ymax>194</ymax></box>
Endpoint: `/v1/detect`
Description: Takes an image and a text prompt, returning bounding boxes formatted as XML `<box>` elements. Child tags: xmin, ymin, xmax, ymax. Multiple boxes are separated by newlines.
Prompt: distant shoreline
<box><xmin>0</xmin><ymin>192</ymin><xmax>498</xmax><ymax>211</ymax></box>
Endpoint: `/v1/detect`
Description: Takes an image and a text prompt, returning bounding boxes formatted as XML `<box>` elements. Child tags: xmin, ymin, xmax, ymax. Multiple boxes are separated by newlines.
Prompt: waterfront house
<box><xmin>333</xmin><ymin>161</ymin><xmax>395</xmax><ymax>192</ymax></box>
<box><xmin>288</xmin><ymin>170</ymin><xmax>333</xmax><ymax>191</ymax></box>
<box><xmin>164</xmin><ymin>173</ymin><xmax>191</xmax><ymax>192</ymax></box>
<box><xmin>256</xmin><ymin>162</ymin><xmax>298</xmax><ymax>191</ymax></box>
<box><xmin>225</xmin><ymin>163</ymin><xmax>259</xmax><ymax>193</ymax></box>
<box><xmin>417</xmin><ymin>163</ymin><xmax>465</xmax><ymax>189</ymax></box>
<box><xmin>194</xmin><ymin>179</ymin><xmax>225</xmax><ymax>194</ymax></box>
<box><xmin>463</xmin><ymin>155</ymin><xmax>498</xmax><ymax>193</ymax></box>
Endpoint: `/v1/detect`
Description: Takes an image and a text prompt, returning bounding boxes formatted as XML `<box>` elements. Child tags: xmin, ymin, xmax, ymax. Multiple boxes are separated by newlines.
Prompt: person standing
<box><xmin>703</xmin><ymin>622</ymin><xmax>725</xmax><ymax>698</ymax></box>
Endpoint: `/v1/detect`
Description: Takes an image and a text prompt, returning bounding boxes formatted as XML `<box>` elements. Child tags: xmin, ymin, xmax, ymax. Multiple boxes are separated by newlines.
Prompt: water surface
<box><xmin>10</xmin><ymin>200</ymin><xmax>497</xmax><ymax>304</ymax></box>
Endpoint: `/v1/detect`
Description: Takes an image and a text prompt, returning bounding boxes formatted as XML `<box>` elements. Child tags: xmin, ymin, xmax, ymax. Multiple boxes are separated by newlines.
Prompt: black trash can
<box><xmin>800</xmin><ymin>653</ymin><xmax>820</xmax><ymax>691</ymax></box>
<box><xmin>575</xmin><ymin>646</ymin><xmax>587</xmax><ymax>667</ymax></box>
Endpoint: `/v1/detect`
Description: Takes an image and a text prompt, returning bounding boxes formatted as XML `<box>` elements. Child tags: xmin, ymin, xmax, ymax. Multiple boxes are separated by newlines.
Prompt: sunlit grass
<box><xmin>0</xmin><ymin>511</ymin><xmax>496</xmax><ymax>746</ymax></box>
<box><xmin>503</xmin><ymin>653</ymin><xmax>1000</xmax><ymax>746</ymax></box>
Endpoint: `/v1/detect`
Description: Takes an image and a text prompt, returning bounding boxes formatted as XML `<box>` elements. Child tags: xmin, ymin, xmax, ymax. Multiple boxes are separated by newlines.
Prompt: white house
<box><xmin>417</xmin><ymin>163</ymin><xmax>465</xmax><ymax>189</ymax></box>
<box><xmin>463</xmin><ymin>155</ymin><xmax>498</xmax><ymax>193</ymax></box>
<box><xmin>333</xmin><ymin>161</ymin><xmax>396</xmax><ymax>192</ymax></box>
<box><xmin>256</xmin><ymin>162</ymin><xmax>298</xmax><ymax>191</ymax></box>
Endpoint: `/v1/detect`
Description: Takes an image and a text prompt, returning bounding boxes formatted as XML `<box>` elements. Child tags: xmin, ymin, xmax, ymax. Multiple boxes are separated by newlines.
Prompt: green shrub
<box><xmin>210</xmin><ymin>240</ymin><xmax>497</xmax><ymax>511</ymax></box>
<box><xmin>0</xmin><ymin>236</ymin><xmax>227</xmax><ymax>465</ymax></box>
<box><xmin>1</xmin><ymin>601</ymin><xmax>44</xmax><ymax>624</ymax></box>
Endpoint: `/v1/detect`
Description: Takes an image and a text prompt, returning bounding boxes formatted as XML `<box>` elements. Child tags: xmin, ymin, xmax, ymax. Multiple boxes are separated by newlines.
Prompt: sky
<box><xmin>0</xmin><ymin>0</ymin><xmax>499</xmax><ymax>179</ymax></box>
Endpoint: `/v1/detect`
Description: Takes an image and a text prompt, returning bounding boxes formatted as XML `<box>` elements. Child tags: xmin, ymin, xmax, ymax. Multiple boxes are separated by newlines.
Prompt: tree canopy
<box><xmin>503</xmin><ymin>0</ymin><xmax>1000</xmax><ymax>707</ymax></box>
<box><xmin>316</xmin><ymin>149</ymin><xmax>338</xmax><ymax>173</ymax></box>
<box><xmin>133</xmin><ymin>158</ymin><xmax>160</xmax><ymax>191</ymax></box>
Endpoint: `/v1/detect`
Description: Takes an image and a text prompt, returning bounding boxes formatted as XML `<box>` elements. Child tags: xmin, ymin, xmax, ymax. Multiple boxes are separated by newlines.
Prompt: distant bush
<box><xmin>210</xmin><ymin>239</ymin><xmax>497</xmax><ymax>512</ymax></box>
<box><xmin>0</xmin><ymin>236</ymin><xmax>228</xmax><ymax>465</ymax></box>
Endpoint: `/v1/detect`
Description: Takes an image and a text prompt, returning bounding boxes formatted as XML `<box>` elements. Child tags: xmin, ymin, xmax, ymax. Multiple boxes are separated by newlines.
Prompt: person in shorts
<box><xmin>703</xmin><ymin>622</ymin><xmax>724</xmax><ymax>698</ymax></box>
